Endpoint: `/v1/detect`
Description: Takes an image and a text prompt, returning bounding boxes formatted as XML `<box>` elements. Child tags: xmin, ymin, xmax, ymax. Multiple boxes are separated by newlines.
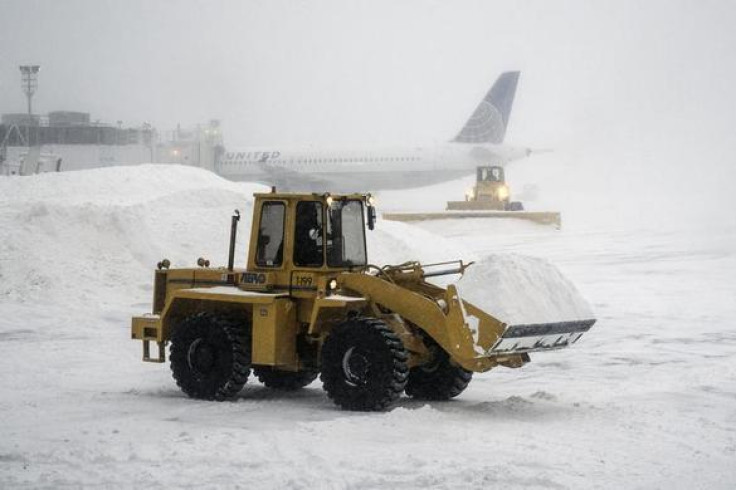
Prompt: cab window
<box><xmin>256</xmin><ymin>202</ymin><xmax>285</xmax><ymax>267</ymax></box>
<box><xmin>327</xmin><ymin>200</ymin><xmax>367</xmax><ymax>267</ymax></box>
<box><xmin>294</xmin><ymin>201</ymin><xmax>324</xmax><ymax>267</ymax></box>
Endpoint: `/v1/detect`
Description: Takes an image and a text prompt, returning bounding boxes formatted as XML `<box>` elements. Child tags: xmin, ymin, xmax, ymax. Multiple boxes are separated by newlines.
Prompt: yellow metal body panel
<box><xmin>251</xmin><ymin>298</ymin><xmax>299</xmax><ymax>368</ymax></box>
<box><xmin>160</xmin><ymin>269</ymin><xmax>196</xmax><ymax>294</ymax></box>
<box><xmin>158</xmin><ymin>286</ymin><xmax>286</xmax><ymax>343</ymax></box>
<box><xmin>168</xmin><ymin>286</ymin><xmax>287</xmax><ymax>305</ymax></box>
<box><xmin>154</xmin><ymin>286</ymin><xmax>303</xmax><ymax>370</ymax></box>
<box><xmin>307</xmin><ymin>295</ymin><xmax>368</xmax><ymax>335</ymax></box>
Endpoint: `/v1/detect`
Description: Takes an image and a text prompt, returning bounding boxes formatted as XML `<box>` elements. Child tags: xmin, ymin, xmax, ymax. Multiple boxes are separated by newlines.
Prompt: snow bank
<box><xmin>0</xmin><ymin>165</ymin><xmax>267</xmax><ymax>305</ymax></box>
<box><xmin>0</xmin><ymin>164</ymin><xmax>458</xmax><ymax>306</ymax></box>
<box><xmin>455</xmin><ymin>254</ymin><xmax>594</xmax><ymax>325</ymax></box>
<box><xmin>0</xmin><ymin>163</ymin><xmax>251</xmax><ymax>207</ymax></box>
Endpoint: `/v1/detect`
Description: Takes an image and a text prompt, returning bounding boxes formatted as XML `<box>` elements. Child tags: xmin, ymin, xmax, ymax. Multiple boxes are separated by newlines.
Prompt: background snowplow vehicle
<box><xmin>449</xmin><ymin>165</ymin><xmax>520</xmax><ymax>211</ymax></box>
<box><xmin>384</xmin><ymin>165</ymin><xmax>561</xmax><ymax>227</ymax></box>
<box><xmin>132</xmin><ymin>190</ymin><xmax>594</xmax><ymax>411</ymax></box>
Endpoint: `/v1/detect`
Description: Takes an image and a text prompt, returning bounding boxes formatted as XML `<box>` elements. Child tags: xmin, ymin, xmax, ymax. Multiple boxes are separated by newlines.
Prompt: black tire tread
<box><xmin>169</xmin><ymin>312</ymin><xmax>251</xmax><ymax>401</ymax></box>
<box><xmin>405</xmin><ymin>345</ymin><xmax>472</xmax><ymax>401</ymax></box>
<box><xmin>253</xmin><ymin>366</ymin><xmax>318</xmax><ymax>390</ymax></box>
<box><xmin>320</xmin><ymin>317</ymin><xmax>408</xmax><ymax>411</ymax></box>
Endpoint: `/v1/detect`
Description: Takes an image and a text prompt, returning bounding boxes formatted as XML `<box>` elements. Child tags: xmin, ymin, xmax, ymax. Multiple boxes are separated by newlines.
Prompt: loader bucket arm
<box><xmin>338</xmin><ymin>272</ymin><xmax>595</xmax><ymax>373</ymax></box>
<box><xmin>338</xmin><ymin>273</ymin><xmax>508</xmax><ymax>372</ymax></box>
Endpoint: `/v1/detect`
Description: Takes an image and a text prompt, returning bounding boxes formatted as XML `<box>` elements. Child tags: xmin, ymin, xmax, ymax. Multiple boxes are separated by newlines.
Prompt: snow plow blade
<box><xmin>459</xmin><ymin>296</ymin><xmax>595</xmax><ymax>361</ymax></box>
<box><xmin>484</xmin><ymin>319</ymin><xmax>594</xmax><ymax>354</ymax></box>
<box><xmin>382</xmin><ymin>210</ymin><xmax>561</xmax><ymax>228</ymax></box>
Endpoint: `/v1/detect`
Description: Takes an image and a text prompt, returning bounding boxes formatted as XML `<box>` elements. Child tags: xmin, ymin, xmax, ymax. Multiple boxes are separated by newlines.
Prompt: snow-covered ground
<box><xmin>1</xmin><ymin>164</ymin><xmax>735</xmax><ymax>488</ymax></box>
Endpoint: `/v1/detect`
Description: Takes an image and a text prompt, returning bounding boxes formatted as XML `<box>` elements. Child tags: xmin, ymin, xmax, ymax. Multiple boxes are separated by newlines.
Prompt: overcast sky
<box><xmin>1</xmin><ymin>0</ymin><xmax>735</xmax><ymax>156</ymax></box>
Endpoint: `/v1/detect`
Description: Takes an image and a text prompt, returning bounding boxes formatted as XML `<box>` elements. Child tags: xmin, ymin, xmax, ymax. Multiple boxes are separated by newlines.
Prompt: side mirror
<box><xmin>367</xmin><ymin>205</ymin><xmax>376</xmax><ymax>230</ymax></box>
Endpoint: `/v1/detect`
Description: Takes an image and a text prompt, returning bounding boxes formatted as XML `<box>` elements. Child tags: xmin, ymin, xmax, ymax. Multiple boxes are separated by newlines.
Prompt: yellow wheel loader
<box><xmin>132</xmin><ymin>190</ymin><xmax>594</xmax><ymax>411</ymax></box>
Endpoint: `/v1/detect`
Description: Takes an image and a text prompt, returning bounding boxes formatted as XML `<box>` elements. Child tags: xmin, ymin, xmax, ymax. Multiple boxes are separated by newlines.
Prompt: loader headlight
<box><xmin>497</xmin><ymin>185</ymin><xmax>509</xmax><ymax>200</ymax></box>
<box><xmin>465</xmin><ymin>188</ymin><xmax>475</xmax><ymax>201</ymax></box>
<box><xmin>328</xmin><ymin>279</ymin><xmax>338</xmax><ymax>291</ymax></box>
<box><xmin>367</xmin><ymin>195</ymin><xmax>376</xmax><ymax>206</ymax></box>
<box><xmin>325</xmin><ymin>195</ymin><xmax>334</xmax><ymax>207</ymax></box>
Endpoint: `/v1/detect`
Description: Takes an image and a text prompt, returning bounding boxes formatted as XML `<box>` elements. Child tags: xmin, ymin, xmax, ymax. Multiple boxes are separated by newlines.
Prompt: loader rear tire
<box><xmin>405</xmin><ymin>347</ymin><xmax>472</xmax><ymax>401</ymax></box>
<box><xmin>321</xmin><ymin>317</ymin><xmax>408</xmax><ymax>411</ymax></box>
<box><xmin>253</xmin><ymin>366</ymin><xmax>318</xmax><ymax>390</ymax></box>
<box><xmin>170</xmin><ymin>312</ymin><xmax>251</xmax><ymax>401</ymax></box>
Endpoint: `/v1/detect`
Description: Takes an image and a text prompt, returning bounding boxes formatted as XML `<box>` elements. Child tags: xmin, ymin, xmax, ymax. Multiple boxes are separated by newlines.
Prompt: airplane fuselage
<box><xmin>216</xmin><ymin>143</ymin><xmax>530</xmax><ymax>192</ymax></box>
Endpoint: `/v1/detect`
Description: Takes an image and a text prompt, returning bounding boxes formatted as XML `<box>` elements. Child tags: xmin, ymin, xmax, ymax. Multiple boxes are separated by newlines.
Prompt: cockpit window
<box><xmin>256</xmin><ymin>202</ymin><xmax>285</xmax><ymax>267</ymax></box>
<box><xmin>327</xmin><ymin>200</ymin><xmax>367</xmax><ymax>267</ymax></box>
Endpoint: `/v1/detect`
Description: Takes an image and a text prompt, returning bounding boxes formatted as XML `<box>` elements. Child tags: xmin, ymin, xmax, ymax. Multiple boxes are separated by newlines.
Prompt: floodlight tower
<box><xmin>19</xmin><ymin>65</ymin><xmax>41</xmax><ymax>116</ymax></box>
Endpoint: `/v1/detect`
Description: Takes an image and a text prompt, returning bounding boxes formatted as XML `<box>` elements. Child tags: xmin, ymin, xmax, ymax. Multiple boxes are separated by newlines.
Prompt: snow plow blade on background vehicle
<box><xmin>382</xmin><ymin>165</ymin><xmax>561</xmax><ymax>228</ymax></box>
<box><xmin>131</xmin><ymin>191</ymin><xmax>594</xmax><ymax>411</ymax></box>
<box><xmin>382</xmin><ymin>210</ymin><xmax>561</xmax><ymax>228</ymax></box>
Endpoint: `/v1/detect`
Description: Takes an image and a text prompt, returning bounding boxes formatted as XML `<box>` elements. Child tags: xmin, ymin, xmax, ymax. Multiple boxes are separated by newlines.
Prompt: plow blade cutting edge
<box><xmin>382</xmin><ymin>211</ymin><xmax>561</xmax><ymax>228</ymax></box>
<box><xmin>486</xmin><ymin>319</ymin><xmax>595</xmax><ymax>354</ymax></box>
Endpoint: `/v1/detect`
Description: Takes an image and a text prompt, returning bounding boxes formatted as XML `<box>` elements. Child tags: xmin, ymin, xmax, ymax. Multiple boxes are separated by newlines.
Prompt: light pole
<box><xmin>19</xmin><ymin>65</ymin><xmax>40</xmax><ymax>149</ymax></box>
<box><xmin>19</xmin><ymin>65</ymin><xmax>40</xmax><ymax>116</ymax></box>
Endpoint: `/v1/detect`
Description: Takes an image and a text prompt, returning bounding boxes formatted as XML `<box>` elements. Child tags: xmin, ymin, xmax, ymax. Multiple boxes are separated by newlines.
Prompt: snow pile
<box><xmin>0</xmin><ymin>165</ymin><xmax>266</xmax><ymax>305</ymax></box>
<box><xmin>0</xmin><ymin>163</ymin><xmax>249</xmax><ymax>207</ymax></box>
<box><xmin>0</xmin><ymin>165</ymin><xmax>458</xmax><ymax>306</ymax></box>
<box><xmin>456</xmin><ymin>254</ymin><xmax>594</xmax><ymax>325</ymax></box>
<box><xmin>368</xmin><ymin>219</ymin><xmax>458</xmax><ymax>268</ymax></box>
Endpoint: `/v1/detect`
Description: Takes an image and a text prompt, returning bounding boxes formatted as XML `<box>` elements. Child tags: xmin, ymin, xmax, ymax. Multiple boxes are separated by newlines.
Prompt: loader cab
<box><xmin>248</xmin><ymin>192</ymin><xmax>373</xmax><ymax>286</ymax></box>
<box><xmin>292</xmin><ymin>198</ymin><xmax>368</xmax><ymax>268</ymax></box>
<box><xmin>471</xmin><ymin>166</ymin><xmax>509</xmax><ymax>206</ymax></box>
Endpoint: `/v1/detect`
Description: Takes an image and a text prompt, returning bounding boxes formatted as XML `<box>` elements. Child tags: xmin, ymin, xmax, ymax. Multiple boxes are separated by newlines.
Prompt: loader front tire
<box><xmin>170</xmin><ymin>312</ymin><xmax>251</xmax><ymax>401</ymax></box>
<box><xmin>321</xmin><ymin>317</ymin><xmax>408</xmax><ymax>411</ymax></box>
<box><xmin>253</xmin><ymin>366</ymin><xmax>318</xmax><ymax>390</ymax></box>
<box><xmin>405</xmin><ymin>346</ymin><xmax>472</xmax><ymax>401</ymax></box>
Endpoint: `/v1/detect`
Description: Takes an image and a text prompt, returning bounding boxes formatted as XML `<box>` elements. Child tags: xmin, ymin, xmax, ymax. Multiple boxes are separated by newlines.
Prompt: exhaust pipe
<box><xmin>227</xmin><ymin>210</ymin><xmax>240</xmax><ymax>281</ymax></box>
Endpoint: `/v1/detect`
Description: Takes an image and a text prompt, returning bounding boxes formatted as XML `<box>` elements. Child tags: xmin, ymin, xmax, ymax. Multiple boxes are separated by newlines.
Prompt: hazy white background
<box><xmin>1</xmin><ymin>0</ymin><xmax>735</xmax><ymax>216</ymax></box>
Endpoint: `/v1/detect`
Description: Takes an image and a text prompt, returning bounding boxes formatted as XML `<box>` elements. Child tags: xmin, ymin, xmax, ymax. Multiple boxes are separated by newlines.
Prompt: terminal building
<box><xmin>0</xmin><ymin>111</ymin><xmax>223</xmax><ymax>176</ymax></box>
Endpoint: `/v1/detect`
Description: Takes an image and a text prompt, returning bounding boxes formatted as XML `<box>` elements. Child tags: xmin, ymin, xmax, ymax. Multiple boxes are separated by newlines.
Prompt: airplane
<box><xmin>215</xmin><ymin>71</ymin><xmax>531</xmax><ymax>192</ymax></box>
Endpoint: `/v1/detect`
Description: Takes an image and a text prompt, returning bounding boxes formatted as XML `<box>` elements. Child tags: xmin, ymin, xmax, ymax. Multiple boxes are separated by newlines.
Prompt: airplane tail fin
<box><xmin>453</xmin><ymin>71</ymin><xmax>520</xmax><ymax>144</ymax></box>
